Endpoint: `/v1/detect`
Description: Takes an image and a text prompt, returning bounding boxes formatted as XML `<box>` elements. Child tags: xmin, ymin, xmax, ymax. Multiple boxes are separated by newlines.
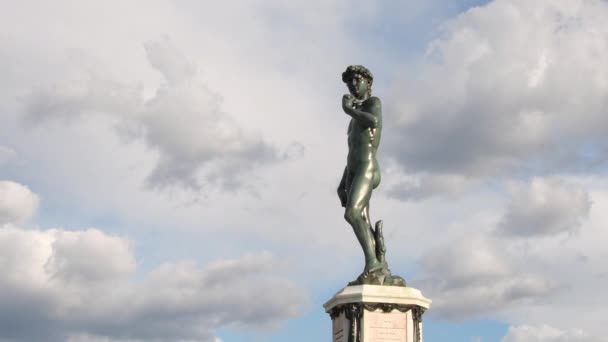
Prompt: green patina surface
<box><xmin>338</xmin><ymin>65</ymin><xmax>405</xmax><ymax>287</ymax></box>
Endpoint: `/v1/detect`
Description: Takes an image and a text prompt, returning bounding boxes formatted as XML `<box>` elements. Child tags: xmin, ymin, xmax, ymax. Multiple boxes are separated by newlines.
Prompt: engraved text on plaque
<box><xmin>364</xmin><ymin>310</ymin><xmax>407</xmax><ymax>342</ymax></box>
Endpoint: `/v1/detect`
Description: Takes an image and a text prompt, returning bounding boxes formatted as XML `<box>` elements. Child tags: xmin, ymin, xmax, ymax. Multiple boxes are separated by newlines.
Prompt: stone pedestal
<box><xmin>324</xmin><ymin>285</ymin><xmax>431</xmax><ymax>342</ymax></box>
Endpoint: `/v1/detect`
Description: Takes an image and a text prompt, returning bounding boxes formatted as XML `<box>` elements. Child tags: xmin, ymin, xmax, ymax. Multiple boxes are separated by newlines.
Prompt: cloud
<box><xmin>385</xmin><ymin>0</ymin><xmax>608</xmax><ymax>193</ymax></box>
<box><xmin>421</xmin><ymin>235</ymin><xmax>510</xmax><ymax>287</ymax></box>
<box><xmin>45</xmin><ymin>228</ymin><xmax>136</xmax><ymax>284</ymax></box>
<box><xmin>22</xmin><ymin>38</ymin><xmax>280</xmax><ymax>192</ymax></box>
<box><xmin>0</xmin><ymin>146</ymin><xmax>16</xmax><ymax>165</ymax></box>
<box><xmin>385</xmin><ymin>172</ymin><xmax>472</xmax><ymax>201</ymax></box>
<box><xmin>418</xmin><ymin>234</ymin><xmax>555</xmax><ymax>319</ymax></box>
<box><xmin>502</xmin><ymin>324</ymin><xmax>605</xmax><ymax>342</ymax></box>
<box><xmin>66</xmin><ymin>335</ymin><xmax>140</xmax><ymax>342</ymax></box>
<box><xmin>498</xmin><ymin>178</ymin><xmax>591</xmax><ymax>237</ymax></box>
<box><xmin>0</xmin><ymin>225</ymin><xmax>308</xmax><ymax>342</ymax></box>
<box><xmin>66</xmin><ymin>336</ymin><xmax>224</xmax><ymax>342</ymax></box>
<box><xmin>0</xmin><ymin>180</ymin><xmax>39</xmax><ymax>225</ymax></box>
<box><xmin>405</xmin><ymin>177</ymin><xmax>608</xmax><ymax>335</ymax></box>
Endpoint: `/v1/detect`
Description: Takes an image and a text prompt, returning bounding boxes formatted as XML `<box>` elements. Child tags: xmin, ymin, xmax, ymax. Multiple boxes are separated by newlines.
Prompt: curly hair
<box><xmin>342</xmin><ymin>65</ymin><xmax>374</xmax><ymax>93</ymax></box>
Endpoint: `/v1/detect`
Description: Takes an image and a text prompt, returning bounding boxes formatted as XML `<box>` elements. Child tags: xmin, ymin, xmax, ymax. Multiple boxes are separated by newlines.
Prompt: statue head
<box><xmin>342</xmin><ymin>65</ymin><xmax>373</xmax><ymax>99</ymax></box>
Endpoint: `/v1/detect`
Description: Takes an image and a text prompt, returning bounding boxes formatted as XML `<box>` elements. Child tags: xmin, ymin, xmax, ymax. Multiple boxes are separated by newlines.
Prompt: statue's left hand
<box><xmin>342</xmin><ymin>94</ymin><xmax>355</xmax><ymax>112</ymax></box>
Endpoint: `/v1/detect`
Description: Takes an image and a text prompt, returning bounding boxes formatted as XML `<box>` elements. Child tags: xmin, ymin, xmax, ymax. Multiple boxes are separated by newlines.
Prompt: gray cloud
<box><xmin>0</xmin><ymin>146</ymin><xmax>16</xmax><ymax>165</ymax></box>
<box><xmin>385</xmin><ymin>172</ymin><xmax>473</xmax><ymax>201</ymax></box>
<box><xmin>502</xmin><ymin>324</ymin><xmax>605</xmax><ymax>342</ymax></box>
<box><xmin>408</xmin><ymin>175</ymin><xmax>608</xmax><ymax>334</ymax></box>
<box><xmin>67</xmin><ymin>335</ymin><xmax>148</xmax><ymax>342</ymax></box>
<box><xmin>498</xmin><ymin>178</ymin><xmax>591</xmax><ymax>237</ymax></box>
<box><xmin>0</xmin><ymin>181</ymin><xmax>39</xmax><ymax>225</ymax></box>
<box><xmin>385</xmin><ymin>0</ymin><xmax>608</xmax><ymax>196</ymax></box>
<box><xmin>22</xmin><ymin>38</ymin><xmax>280</xmax><ymax>192</ymax></box>
<box><xmin>45</xmin><ymin>228</ymin><xmax>136</xmax><ymax>284</ymax></box>
<box><xmin>417</xmin><ymin>234</ymin><xmax>555</xmax><ymax>319</ymax></box>
<box><xmin>66</xmin><ymin>335</ymin><xmax>223</xmax><ymax>342</ymax></box>
<box><xmin>0</xmin><ymin>225</ymin><xmax>308</xmax><ymax>342</ymax></box>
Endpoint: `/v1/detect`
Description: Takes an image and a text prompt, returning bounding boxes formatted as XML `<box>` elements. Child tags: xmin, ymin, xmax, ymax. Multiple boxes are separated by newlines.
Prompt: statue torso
<box><xmin>346</xmin><ymin>98</ymin><xmax>382</xmax><ymax>170</ymax></box>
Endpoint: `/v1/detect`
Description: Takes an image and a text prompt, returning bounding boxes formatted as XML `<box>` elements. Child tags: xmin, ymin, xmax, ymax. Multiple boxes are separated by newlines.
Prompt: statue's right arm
<box><xmin>343</xmin><ymin>97</ymin><xmax>381</xmax><ymax>129</ymax></box>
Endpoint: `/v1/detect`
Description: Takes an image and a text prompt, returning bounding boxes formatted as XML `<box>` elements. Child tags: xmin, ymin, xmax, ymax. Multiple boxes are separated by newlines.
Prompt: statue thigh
<box><xmin>346</xmin><ymin>166</ymin><xmax>375</xmax><ymax>215</ymax></box>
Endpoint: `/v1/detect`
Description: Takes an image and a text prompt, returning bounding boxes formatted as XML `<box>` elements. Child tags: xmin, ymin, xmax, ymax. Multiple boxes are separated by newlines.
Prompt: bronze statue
<box><xmin>338</xmin><ymin>65</ymin><xmax>405</xmax><ymax>287</ymax></box>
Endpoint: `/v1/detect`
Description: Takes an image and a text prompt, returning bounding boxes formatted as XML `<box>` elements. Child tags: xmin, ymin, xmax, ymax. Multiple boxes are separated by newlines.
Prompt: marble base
<box><xmin>324</xmin><ymin>285</ymin><xmax>431</xmax><ymax>342</ymax></box>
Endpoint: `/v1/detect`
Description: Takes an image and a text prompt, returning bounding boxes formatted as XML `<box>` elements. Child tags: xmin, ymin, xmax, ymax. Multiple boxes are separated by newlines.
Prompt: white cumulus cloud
<box><xmin>0</xmin><ymin>225</ymin><xmax>308</xmax><ymax>342</ymax></box>
<box><xmin>22</xmin><ymin>38</ymin><xmax>279</xmax><ymax>192</ymax></box>
<box><xmin>386</xmin><ymin>0</ymin><xmax>608</xmax><ymax>196</ymax></box>
<box><xmin>0</xmin><ymin>180</ymin><xmax>39</xmax><ymax>225</ymax></box>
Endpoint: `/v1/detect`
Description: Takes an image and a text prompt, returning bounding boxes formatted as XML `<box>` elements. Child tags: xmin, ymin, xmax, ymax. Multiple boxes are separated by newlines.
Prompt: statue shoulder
<box><xmin>367</xmin><ymin>96</ymin><xmax>381</xmax><ymax>105</ymax></box>
<box><xmin>366</xmin><ymin>96</ymin><xmax>382</xmax><ymax>114</ymax></box>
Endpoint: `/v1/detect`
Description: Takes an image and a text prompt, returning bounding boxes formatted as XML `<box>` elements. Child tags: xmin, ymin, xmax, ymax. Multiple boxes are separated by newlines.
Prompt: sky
<box><xmin>1</xmin><ymin>0</ymin><xmax>608</xmax><ymax>341</ymax></box>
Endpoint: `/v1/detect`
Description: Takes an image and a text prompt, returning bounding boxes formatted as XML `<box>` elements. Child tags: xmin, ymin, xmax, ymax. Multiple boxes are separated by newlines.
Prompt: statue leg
<box><xmin>344</xmin><ymin>168</ymin><xmax>381</xmax><ymax>273</ymax></box>
<box><xmin>361</xmin><ymin>205</ymin><xmax>376</xmax><ymax>252</ymax></box>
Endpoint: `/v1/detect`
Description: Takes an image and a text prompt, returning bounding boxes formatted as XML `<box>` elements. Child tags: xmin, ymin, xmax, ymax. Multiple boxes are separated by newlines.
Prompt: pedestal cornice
<box><xmin>324</xmin><ymin>285</ymin><xmax>432</xmax><ymax>312</ymax></box>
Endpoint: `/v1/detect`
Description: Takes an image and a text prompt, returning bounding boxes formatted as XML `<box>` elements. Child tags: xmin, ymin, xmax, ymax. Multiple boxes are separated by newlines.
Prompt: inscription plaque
<box><xmin>363</xmin><ymin>310</ymin><xmax>407</xmax><ymax>342</ymax></box>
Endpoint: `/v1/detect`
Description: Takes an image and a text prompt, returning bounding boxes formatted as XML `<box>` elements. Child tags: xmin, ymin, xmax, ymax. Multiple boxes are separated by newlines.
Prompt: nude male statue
<box><xmin>337</xmin><ymin>65</ymin><xmax>405</xmax><ymax>286</ymax></box>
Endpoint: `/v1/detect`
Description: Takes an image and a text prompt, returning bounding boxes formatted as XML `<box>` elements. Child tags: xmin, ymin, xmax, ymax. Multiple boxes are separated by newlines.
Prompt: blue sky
<box><xmin>2</xmin><ymin>1</ymin><xmax>608</xmax><ymax>341</ymax></box>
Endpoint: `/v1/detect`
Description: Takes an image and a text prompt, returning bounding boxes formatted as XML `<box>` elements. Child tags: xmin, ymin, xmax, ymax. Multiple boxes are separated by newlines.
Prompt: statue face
<box><xmin>348</xmin><ymin>74</ymin><xmax>369</xmax><ymax>99</ymax></box>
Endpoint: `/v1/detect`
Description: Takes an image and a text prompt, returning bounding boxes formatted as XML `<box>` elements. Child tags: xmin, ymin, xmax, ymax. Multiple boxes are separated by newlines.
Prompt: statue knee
<box><xmin>344</xmin><ymin>207</ymin><xmax>361</xmax><ymax>224</ymax></box>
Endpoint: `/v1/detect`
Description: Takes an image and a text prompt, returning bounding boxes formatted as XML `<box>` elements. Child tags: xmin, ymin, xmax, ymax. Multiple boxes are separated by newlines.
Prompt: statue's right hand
<box><xmin>342</xmin><ymin>94</ymin><xmax>354</xmax><ymax>111</ymax></box>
